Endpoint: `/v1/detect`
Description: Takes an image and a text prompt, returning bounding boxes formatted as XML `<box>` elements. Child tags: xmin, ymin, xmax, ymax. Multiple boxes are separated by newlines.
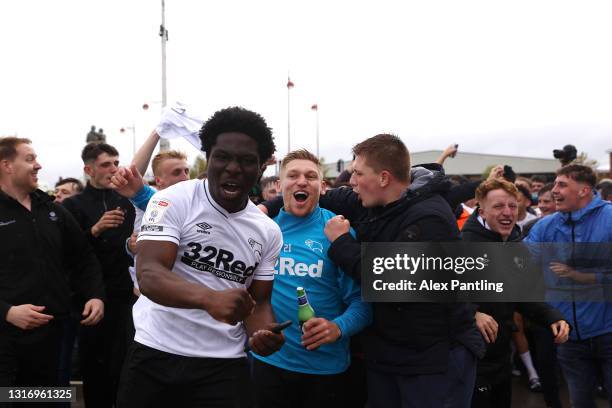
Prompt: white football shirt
<box><xmin>134</xmin><ymin>179</ymin><xmax>282</xmax><ymax>358</ymax></box>
<box><xmin>128</xmin><ymin>205</ymin><xmax>146</xmax><ymax>289</ymax></box>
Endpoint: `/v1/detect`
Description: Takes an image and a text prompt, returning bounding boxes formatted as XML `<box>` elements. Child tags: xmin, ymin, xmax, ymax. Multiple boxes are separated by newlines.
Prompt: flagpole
<box><xmin>287</xmin><ymin>76</ymin><xmax>294</xmax><ymax>153</ymax></box>
<box><xmin>159</xmin><ymin>0</ymin><xmax>170</xmax><ymax>151</ymax></box>
<box><xmin>311</xmin><ymin>104</ymin><xmax>319</xmax><ymax>159</ymax></box>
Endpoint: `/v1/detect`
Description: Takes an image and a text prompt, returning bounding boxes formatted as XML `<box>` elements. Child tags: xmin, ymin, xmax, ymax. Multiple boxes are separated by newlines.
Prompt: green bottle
<box><xmin>297</xmin><ymin>287</ymin><xmax>315</xmax><ymax>331</ymax></box>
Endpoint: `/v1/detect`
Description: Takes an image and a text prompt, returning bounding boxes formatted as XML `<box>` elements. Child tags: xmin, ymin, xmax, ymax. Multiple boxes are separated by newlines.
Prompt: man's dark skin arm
<box><xmin>137</xmin><ymin>240</ymin><xmax>255</xmax><ymax>325</ymax></box>
<box><xmin>244</xmin><ymin>280</ymin><xmax>285</xmax><ymax>356</ymax></box>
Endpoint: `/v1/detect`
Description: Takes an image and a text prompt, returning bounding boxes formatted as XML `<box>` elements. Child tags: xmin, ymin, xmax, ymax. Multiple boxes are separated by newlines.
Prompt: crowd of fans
<box><xmin>1</xmin><ymin>106</ymin><xmax>611</xmax><ymax>408</ymax></box>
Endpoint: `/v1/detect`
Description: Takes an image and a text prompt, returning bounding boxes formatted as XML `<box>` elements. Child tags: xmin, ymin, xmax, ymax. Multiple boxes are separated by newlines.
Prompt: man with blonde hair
<box><xmin>253</xmin><ymin>149</ymin><xmax>371</xmax><ymax>407</ymax></box>
<box><xmin>112</xmin><ymin>130</ymin><xmax>190</xmax><ymax>292</ymax></box>
<box><xmin>151</xmin><ymin>150</ymin><xmax>189</xmax><ymax>190</ymax></box>
<box><xmin>262</xmin><ymin>134</ymin><xmax>484</xmax><ymax>408</ymax></box>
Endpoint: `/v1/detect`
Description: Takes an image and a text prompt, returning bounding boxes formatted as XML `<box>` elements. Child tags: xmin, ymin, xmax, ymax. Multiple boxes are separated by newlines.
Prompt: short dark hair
<box><xmin>352</xmin><ymin>134</ymin><xmax>410</xmax><ymax>183</ymax></box>
<box><xmin>333</xmin><ymin>170</ymin><xmax>351</xmax><ymax>188</ymax></box>
<box><xmin>597</xmin><ymin>179</ymin><xmax>612</xmax><ymax>190</ymax></box>
<box><xmin>515</xmin><ymin>183</ymin><xmax>531</xmax><ymax>201</ymax></box>
<box><xmin>449</xmin><ymin>175</ymin><xmax>470</xmax><ymax>186</ymax></box>
<box><xmin>199</xmin><ymin>107</ymin><xmax>275</xmax><ymax>164</ymax></box>
<box><xmin>55</xmin><ymin>177</ymin><xmax>84</xmax><ymax>192</ymax></box>
<box><xmin>601</xmin><ymin>185</ymin><xmax>612</xmax><ymax>201</ymax></box>
<box><xmin>260</xmin><ymin>176</ymin><xmax>279</xmax><ymax>188</ymax></box>
<box><xmin>531</xmin><ymin>175</ymin><xmax>547</xmax><ymax>184</ymax></box>
<box><xmin>0</xmin><ymin>136</ymin><xmax>31</xmax><ymax>161</ymax></box>
<box><xmin>81</xmin><ymin>142</ymin><xmax>119</xmax><ymax>164</ymax></box>
<box><xmin>538</xmin><ymin>183</ymin><xmax>554</xmax><ymax>197</ymax></box>
<box><xmin>556</xmin><ymin>164</ymin><xmax>597</xmax><ymax>188</ymax></box>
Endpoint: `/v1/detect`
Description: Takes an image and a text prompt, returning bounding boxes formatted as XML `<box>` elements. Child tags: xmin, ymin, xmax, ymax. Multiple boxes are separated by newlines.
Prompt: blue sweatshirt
<box><xmin>253</xmin><ymin>206</ymin><xmax>372</xmax><ymax>374</ymax></box>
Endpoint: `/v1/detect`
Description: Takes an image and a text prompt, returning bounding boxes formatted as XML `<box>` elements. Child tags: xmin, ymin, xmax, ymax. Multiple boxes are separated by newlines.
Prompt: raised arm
<box><xmin>132</xmin><ymin>130</ymin><xmax>160</xmax><ymax>176</ymax></box>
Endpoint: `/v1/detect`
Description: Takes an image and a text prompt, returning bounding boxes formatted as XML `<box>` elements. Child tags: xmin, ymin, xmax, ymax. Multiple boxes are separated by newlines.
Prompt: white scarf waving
<box><xmin>155</xmin><ymin>102</ymin><xmax>204</xmax><ymax>150</ymax></box>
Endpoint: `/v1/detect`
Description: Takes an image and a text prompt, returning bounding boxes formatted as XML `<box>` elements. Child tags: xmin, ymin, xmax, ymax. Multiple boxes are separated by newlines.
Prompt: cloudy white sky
<box><xmin>1</xmin><ymin>0</ymin><xmax>611</xmax><ymax>187</ymax></box>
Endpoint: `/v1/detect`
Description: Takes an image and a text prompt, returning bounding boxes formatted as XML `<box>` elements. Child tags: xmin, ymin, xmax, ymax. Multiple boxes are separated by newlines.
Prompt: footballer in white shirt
<box><xmin>117</xmin><ymin>107</ymin><xmax>284</xmax><ymax>408</ymax></box>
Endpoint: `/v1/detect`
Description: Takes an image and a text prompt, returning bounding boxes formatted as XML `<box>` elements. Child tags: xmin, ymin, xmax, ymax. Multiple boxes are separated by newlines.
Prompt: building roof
<box><xmin>411</xmin><ymin>150</ymin><xmax>560</xmax><ymax>176</ymax></box>
<box><xmin>323</xmin><ymin>150</ymin><xmax>561</xmax><ymax>178</ymax></box>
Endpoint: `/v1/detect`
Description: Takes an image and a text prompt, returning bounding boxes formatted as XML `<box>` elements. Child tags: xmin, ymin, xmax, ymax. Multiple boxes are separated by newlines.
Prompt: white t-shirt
<box><xmin>517</xmin><ymin>211</ymin><xmax>538</xmax><ymax>230</ymax></box>
<box><xmin>133</xmin><ymin>179</ymin><xmax>282</xmax><ymax>358</ymax></box>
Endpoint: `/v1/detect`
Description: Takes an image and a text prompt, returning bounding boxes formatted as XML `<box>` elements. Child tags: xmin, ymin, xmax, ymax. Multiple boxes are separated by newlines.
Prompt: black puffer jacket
<box><xmin>461</xmin><ymin>210</ymin><xmax>565</xmax><ymax>385</ymax></box>
<box><xmin>323</xmin><ymin>165</ymin><xmax>485</xmax><ymax>375</ymax></box>
<box><xmin>62</xmin><ymin>183</ymin><xmax>135</xmax><ymax>298</ymax></box>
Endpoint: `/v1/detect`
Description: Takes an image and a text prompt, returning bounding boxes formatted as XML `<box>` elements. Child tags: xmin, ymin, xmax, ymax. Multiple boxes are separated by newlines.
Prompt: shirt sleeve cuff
<box><xmin>332</xmin><ymin>317</ymin><xmax>346</xmax><ymax>340</ymax></box>
<box><xmin>131</xmin><ymin>185</ymin><xmax>156</xmax><ymax>211</ymax></box>
<box><xmin>0</xmin><ymin>301</ymin><xmax>12</xmax><ymax>327</ymax></box>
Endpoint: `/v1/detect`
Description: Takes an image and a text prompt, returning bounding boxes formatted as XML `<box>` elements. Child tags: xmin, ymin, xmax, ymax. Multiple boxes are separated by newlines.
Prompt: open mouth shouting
<box><xmin>285</xmin><ymin>188</ymin><xmax>317</xmax><ymax>216</ymax></box>
<box><xmin>221</xmin><ymin>181</ymin><xmax>242</xmax><ymax>199</ymax></box>
<box><xmin>293</xmin><ymin>190</ymin><xmax>309</xmax><ymax>203</ymax></box>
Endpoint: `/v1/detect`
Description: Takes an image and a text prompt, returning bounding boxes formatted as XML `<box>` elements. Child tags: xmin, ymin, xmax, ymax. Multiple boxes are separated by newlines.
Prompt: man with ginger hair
<box><xmin>461</xmin><ymin>178</ymin><xmax>568</xmax><ymax>408</ymax></box>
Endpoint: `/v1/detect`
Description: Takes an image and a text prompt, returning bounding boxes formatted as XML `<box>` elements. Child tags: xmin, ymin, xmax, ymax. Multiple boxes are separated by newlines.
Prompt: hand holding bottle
<box><xmin>301</xmin><ymin>317</ymin><xmax>342</xmax><ymax>351</ymax></box>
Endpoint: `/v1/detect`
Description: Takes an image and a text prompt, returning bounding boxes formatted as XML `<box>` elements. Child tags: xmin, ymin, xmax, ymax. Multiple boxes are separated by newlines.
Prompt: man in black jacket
<box><xmin>294</xmin><ymin>134</ymin><xmax>485</xmax><ymax>407</ymax></box>
<box><xmin>0</xmin><ymin>137</ymin><xmax>104</xmax><ymax>387</ymax></box>
<box><xmin>63</xmin><ymin>142</ymin><xmax>135</xmax><ymax>408</ymax></box>
<box><xmin>461</xmin><ymin>178</ymin><xmax>569</xmax><ymax>408</ymax></box>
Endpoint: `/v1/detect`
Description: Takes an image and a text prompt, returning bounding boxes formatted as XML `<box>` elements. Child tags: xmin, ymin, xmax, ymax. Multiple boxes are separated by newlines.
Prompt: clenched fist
<box><xmin>205</xmin><ymin>288</ymin><xmax>255</xmax><ymax>325</ymax></box>
<box><xmin>324</xmin><ymin>215</ymin><xmax>350</xmax><ymax>243</ymax></box>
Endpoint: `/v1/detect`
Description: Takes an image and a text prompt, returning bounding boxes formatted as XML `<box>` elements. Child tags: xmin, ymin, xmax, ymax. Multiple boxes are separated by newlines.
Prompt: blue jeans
<box><xmin>557</xmin><ymin>332</ymin><xmax>612</xmax><ymax>408</ymax></box>
<box><xmin>367</xmin><ymin>345</ymin><xmax>477</xmax><ymax>408</ymax></box>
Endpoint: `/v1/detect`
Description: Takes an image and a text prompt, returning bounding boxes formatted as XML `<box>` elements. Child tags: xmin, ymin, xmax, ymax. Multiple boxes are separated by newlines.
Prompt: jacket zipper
<box><xmin>102</xmin><ymin>189</ymin><xmax>108</xmax><ymax>211</ymax></box>
<box><xmin>569</xmin><ymin>215</ymin><xmax>581</xmax><ymax>340</ymax></box>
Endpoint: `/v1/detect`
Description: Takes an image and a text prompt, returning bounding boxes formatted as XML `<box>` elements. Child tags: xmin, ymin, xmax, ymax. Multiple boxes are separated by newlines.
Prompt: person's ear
<box><xmin>380</xmin><ymin>170</ymin><xmax>391</xmax><ymax>187</ymax></box>
<box><xmin>0</xmin><ymin>159</ymin><xmax>11</xmax><ymax>172</ymax></box>
<box><xmin>577</xmin><ymin>185</ymin><xmax>591</xmax><ymax>198</ymax></box>
<box><xmin>83</xmin><ymin>164</ymin><xmax>94</xmax><ymax>178</ymax></box>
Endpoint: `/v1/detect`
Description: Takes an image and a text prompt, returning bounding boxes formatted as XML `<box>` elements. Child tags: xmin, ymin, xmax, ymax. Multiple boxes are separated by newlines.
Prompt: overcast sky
<box><xmin>1</xmin><ymin>0</ymin><xmax>611</xmax><ymax>188</ymax></box>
